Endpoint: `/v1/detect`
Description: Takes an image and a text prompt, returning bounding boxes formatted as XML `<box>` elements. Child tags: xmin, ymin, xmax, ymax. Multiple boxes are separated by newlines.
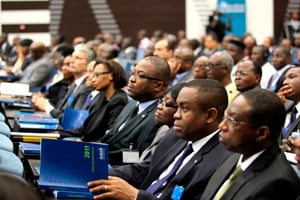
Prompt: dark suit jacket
<box><xmin>268</xmin><ymin>65</ymin><xmax>292</xmax><ymax>93</ymax></box>
<box><xmin>110</xmin><ymin>129</ymin><xmax>232</xmax><ymax>200</ymax></box>
<box><xmin>45</xmin><ymin>79</ymin><xmax>71</xmax><ymax>108</ymax></box>
<box><xmin>101</xmin><ymin>100</ymin><xmax>160</xmax><ymax>166</ymax></box>
<box><xmin>201</xmin><ymin>145</ymin><xmax>300</xmax><ymax>200</ymax></box>
<box><xmin>60</xmin><ymin>90</ymin><xmax>128</xmax><ymax>141</ymax></box>
<box><xmin>50</xmin><ymin>78</ymin><xmax>91</xmax><ymax>119</ymax></box>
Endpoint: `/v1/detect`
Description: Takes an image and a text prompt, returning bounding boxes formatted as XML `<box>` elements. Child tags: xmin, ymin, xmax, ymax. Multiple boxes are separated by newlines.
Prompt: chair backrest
<box><xmin>0</xmin><ymin>172</ymin><xmax>42</xmax><ymax>200</ymax></box>
<box><xmin>0</xmin><ymin>134</ymin><xmax>13</xmax><ymax>152</ymax></box>
<box><xmin>0</xmin><ymin>149</ymin><xmax>23</xmax><ymax>176</ymax></box>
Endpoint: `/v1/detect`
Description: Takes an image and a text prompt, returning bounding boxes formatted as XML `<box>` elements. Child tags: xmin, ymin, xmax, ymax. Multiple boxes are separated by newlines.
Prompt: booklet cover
<box><xmin>19</xmin><ymin>142</ymin><xmax>41</xmax><ymax>155</ymax></box>
<box><xmin>14</xmin><ymin>112</ymin><xmax>59</xmax><ymax>131</ymax></box>
<box><xmin>38</xmin><ymin>139</ymin><xmax>108</xmax><ymax>193</ymax></box>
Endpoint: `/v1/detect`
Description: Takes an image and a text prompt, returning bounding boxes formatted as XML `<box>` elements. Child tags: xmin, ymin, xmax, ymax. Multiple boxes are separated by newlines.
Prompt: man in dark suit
<box><xmin>201</xmin><ymin>89</ymin><xmax>300</xmax><ymax>200</ymax></box>
<box><xmin>100</xmin><ymin>56</ymin><xmax>171</xmax><ymax>166</ymax></box>
<box><xmin>88</xmin><ymin>79</ymin><xmax>232</xmax><ymax>200</ymax></box>
<box><xmin>267</xmin><ymin>45</ymin><xmax>293</xmax><ymax>93</ymax></box>
<box><xmin>277</xmin><ymin>66</ymin><xmax>300</xmax><ymax>139</ymax></box>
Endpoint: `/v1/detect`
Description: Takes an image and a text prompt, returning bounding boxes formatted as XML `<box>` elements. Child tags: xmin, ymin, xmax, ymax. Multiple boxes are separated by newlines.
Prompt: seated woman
<box><xmin>60</xmin><ymin>59</ymin><xmax>128</xmax><ymax>141</ymax></box>
<box><xmin>139</xmin><ymin>83</ymin><xmax>186</xmax><ymax>161</ymax></box>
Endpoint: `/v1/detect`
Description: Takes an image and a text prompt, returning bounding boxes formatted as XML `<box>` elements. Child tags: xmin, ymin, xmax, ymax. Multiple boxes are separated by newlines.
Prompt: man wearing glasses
<box><xmin>234</xmin><ymin>59</ymin><xmax>262</xmax><ymax>93</ymax></box>
<box><xmin>101</xmin><ymin>56</ymin><xmax>171</xmax><ymax>166</ymax></box>
<box><xmin>201</xmin><ymin>89</ymin><xmax>300</xmax><ymax>200</ymax></box>
<box><xmin>206</xmin><ymin>51</ymin><xmax>237</xmax><ymax>104</ymax></box>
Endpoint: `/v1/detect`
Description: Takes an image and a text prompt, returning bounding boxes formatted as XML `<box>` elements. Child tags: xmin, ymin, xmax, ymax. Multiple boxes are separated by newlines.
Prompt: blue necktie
<box><xmin>64</xmin><ymin>83</ymin><xmax>77</xmax><ymax>108</ymax></box>
<box><xmin>268</xmin><ymin>72</ymin><xmax>279</xmax><ymax>91</ymax></box>
<box><xmin>146</xmin><ymin>142</ymin><xmax>193</xmax><ymax>194</ymax></box>
<box><xmin>82</xmin><ymin>93</ymin><xmax>93</xmax><ymax>110</ymax></box>
<box><xmin>282</xmin><ymin>107</ymin><xmax>298</xmax><ymax>138</ymax></box>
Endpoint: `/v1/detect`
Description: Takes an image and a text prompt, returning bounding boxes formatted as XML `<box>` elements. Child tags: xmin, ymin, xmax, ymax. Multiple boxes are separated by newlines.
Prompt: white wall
<box><xmin>186</xmin><ymin>0</ymin><xmax>274</xmax><ymax>44</ymax></box>
<box><xmin>246</xmin><ymin>0</ymin><xmax>273</xmax><ymax>44</ymax></box>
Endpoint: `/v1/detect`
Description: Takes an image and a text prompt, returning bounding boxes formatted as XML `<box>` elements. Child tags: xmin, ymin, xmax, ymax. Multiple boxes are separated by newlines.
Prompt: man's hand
<box><xmin>31</xmin><ymin>94</ymin><xmax>47</xmax><ymax>111</ymax></box>
<box><xmin>88</xmin><ymin>176</ymin><xmax>139</xmax><ymax>200</ymax></box>
<box><xmin>277</xmin><ymin>84</ymin><xmax>293</xmax><ymax>104</ymax></box>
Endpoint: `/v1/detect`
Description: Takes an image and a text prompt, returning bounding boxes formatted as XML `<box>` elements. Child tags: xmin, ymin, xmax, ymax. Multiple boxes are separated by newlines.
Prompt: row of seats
<box><xmin>0</xmin><ymin>112</ymin><xmax>23</xmax><ymax>176</ymax></box>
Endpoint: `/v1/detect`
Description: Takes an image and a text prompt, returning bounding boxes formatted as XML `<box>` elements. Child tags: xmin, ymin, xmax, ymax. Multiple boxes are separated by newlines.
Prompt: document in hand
<box><xmin>38</xmin><ymin>139</ymin><xmax>108</xmax><ymax>193</ymax></box>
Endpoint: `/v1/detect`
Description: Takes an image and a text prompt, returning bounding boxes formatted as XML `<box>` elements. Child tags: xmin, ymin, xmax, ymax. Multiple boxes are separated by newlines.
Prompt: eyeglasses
<box><xmin>158</xmin><ymin>98</ymin><xmax>178</xmax><ymax>109</ymax></box>
<box><xmin>92</xmin><ymin>71</ymin><xmax>110</xmax><ymax>79</ymax></box>
<box><xmin>131</xmin><ymin>70</ymin><xmax>162</xmax><ymax>82</ymax></box>
<box><xmin>234</xmin><ymin>71</ymin><xmax>249</xmax><ymax>77</ymax></box>
<box><xmin>223</xmin><ymin>114</ymin><xmax>252</xmax><ymax>127</ymax></box>
<box><xmin>204</xmin><ymin>63</ymin><xmax>226</xmax><ymax>70</ymax></box>
<box><xmin>194</xmin><ymin>64</ymin><xmax>207</xmax><ymax>69</ymax></box>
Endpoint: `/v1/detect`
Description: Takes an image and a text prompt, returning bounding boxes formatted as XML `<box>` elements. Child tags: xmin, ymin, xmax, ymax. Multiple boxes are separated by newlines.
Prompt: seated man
<box><xmin>201</xmin><ymin>89</ymin><xmax>300</xmax><ymax>200</ymax></box>
<box><xmin>100</xmin><ymin>56</ymin><xmax>171</xmax><ymax>166</ymax></box>
<box><xmin>88</xmin><ymin>79</ymin><xmax>232</xmax><ymax>200</ymax></box>
<box><xmin>234</xmin><ymin>59</ymin><xmax>262</xmax><ymax>93</ymax></box>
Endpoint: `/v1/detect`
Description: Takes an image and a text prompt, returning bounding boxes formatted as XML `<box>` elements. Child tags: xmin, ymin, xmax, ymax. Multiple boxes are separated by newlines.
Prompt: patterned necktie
<box><xmin>146</xmin><ymin>142</ymin><xmax>193</xmax><ymax>195</ymax></box>
<box><xmin>81</xmin><ymin>93</ymin><xmax>93</xmax><ymax>110</ymax></box>
<box><xmin>213</xmin><ymin>165</ymin><xmax>242</xmax><ymax>200</ymax></box>
<box><xmin>282</xmin><ymin>107</ymin><xmax>298</xmax><ymax>138</ymax></box>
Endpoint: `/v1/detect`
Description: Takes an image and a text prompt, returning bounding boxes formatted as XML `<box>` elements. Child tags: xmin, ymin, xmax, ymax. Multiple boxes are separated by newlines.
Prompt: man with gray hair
<box><xmin>32</xmin><ymin>44</ymin><xmax>96</xmax><ymax>119</ymax></box>
<box><xmin>206</xmin><ymin>51</ymin><xmax>237</xmax><ymax>104</ymax></box>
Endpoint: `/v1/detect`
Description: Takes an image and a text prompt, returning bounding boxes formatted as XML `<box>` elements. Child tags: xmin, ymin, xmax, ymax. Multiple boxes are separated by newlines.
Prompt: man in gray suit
<box><xmin>32</xmin><ymin>44</ymin><xmax>96</xmax><ymax>119</ymax></box>
<box><xmin>201</xmin><ymin>89</ymin><xmax>300</xmax><ymax>200</ymax></box>
<box><xmin>18</xmin><ymin>41</ymin><xmax>53</xmax><ymax>92</ymax></box>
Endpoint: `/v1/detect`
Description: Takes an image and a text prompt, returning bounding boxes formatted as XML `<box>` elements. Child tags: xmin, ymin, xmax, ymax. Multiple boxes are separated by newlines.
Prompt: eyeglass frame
<box><xmin>158</xmin><ymin>98</ymin><xmax>178</xmax><ymax>109</ymax></box>
<box><xmin>130</xmin><ymin>70</ymin><xmax>163</xmax><ymax>82</ymax></box>
<box><xmin>92</xmin><ymin>71</ymin><xmax>111</xmax><ymax>79</ymax></box>
<box><xmin>223</xmin><ymin>114</ymin><xmax>253</xmax><ymax>127</ymax></box>
<box><xmin>234</xmin><ymin>71</ymin><xmax>250</xmax><ymax>77</ymax></box>
<box><xmin>204</xmin><ymin>63</ymin><xmax>226</xmax><ymax>70</ymax></box>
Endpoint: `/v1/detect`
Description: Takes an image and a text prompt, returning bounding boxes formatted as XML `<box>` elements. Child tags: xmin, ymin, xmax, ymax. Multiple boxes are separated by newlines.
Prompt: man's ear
<box><xmin>206</xmin><ymin>107</ymin><xmax>218</xmax><ymax>123</ymax></box>
<box><xmin>154</xmin><ymin>81</ymin><xmax>165</xmax><ymax>93</ymax></box>
<box><xmin>256</xmin><ymin>126</ymin><xmax>270</xmax><ymax>142</ymax></box>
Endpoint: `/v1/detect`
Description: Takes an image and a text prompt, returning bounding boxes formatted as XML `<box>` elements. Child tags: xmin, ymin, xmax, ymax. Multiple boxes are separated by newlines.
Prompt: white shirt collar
<box><xmin>237</xmin><ymin>150</ymin><xmax>265</xmax><ymax>171</ymax></box>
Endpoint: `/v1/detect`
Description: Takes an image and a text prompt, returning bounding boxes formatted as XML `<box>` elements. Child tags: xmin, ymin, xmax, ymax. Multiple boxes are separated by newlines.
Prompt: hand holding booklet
<box><xmin>38</xmin><ymin>139</ymin><xmax>108</xmax><ymax>198</ymax></box>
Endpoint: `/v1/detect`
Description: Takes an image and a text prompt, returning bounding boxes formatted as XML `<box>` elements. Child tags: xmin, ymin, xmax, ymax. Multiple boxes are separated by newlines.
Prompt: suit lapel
<box><xmin>287</xmin><ymin>116</ymin><xmax>300</xmax><ymax>137</ymax></box>
<box><xmin>144</xmin><ymin>139</ymin><xmax>187</xmax><ymax>187</ymax></box>
<box><xmin>222</xmin><ymin>145</ymin><xmax>279</xmax><ymax>199</ymax></box>
<box><xmin>173</xmin><ymin>132</ymin><xmax>221</xmax><ymax>181</ymax></box>
<box><xmin>106</xmin><ymin>101</ymin><xmax>157</xmax><ymax>143</ymax></box>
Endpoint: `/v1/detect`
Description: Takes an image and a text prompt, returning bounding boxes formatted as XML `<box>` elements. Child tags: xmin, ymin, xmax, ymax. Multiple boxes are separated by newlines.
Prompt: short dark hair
<box><xmin>144</xmin><ymin>56</ymin><xmax>171</xmax><ymax>86</ymax></box>
<box><xmin>242</xmin><ymin>89</ymin><xmax>286</xmax><ymax>143</ymax></box>
<box><xmin>185</xmin><ymin>79</ymin><xmax>228</xmax><ymax>121</ymax></box>
<box><xmin>19</xmin><ymin>39</ymin><xmax>33</xmax><ymax>47</ymax></box>
<box><xmin>229</xmin><ymin>38</ymin><xmax>246</xmax><ymax>51</ymax></box>
<box><xmin>55</xmin><ymin>44</ymin><xmax>74</xmax><ymax>57</ymax></box>
<box><xmin>167</xmin><ymin>82</ymin><xmax>187</xmax><ymax>102</ymax></box>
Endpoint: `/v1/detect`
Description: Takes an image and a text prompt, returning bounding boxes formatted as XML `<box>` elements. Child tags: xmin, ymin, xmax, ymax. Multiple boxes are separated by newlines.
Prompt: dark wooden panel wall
<box><xmin>59</xmin><ymin>0</ymin><xmax>185</xmax><ymax>44</ymax></box>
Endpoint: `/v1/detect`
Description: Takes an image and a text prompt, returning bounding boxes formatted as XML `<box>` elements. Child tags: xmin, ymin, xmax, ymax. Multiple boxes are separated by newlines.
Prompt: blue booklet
<box><xmin>14</xmin><ymin>112</ymin><xmax>59</xmax><ymax>131</ymax></box>
<box><xmin>19</xmin><ymin>142</ymin><xmax>41</xmax><ymax>155</ymax></box>
<box><xmin>53</xmin><ymin>190</ymin><xmax>94</xmax><ymax>199</ymax></box>
<box><xmin>38</xmin><ymin>139</ymin><xmax>108</xmax><ymax>194</ymax></box>
<box><xmin>61</xmin><ymin>108</ymin><xmax>89</xmax><ymax>130</ymax></box>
